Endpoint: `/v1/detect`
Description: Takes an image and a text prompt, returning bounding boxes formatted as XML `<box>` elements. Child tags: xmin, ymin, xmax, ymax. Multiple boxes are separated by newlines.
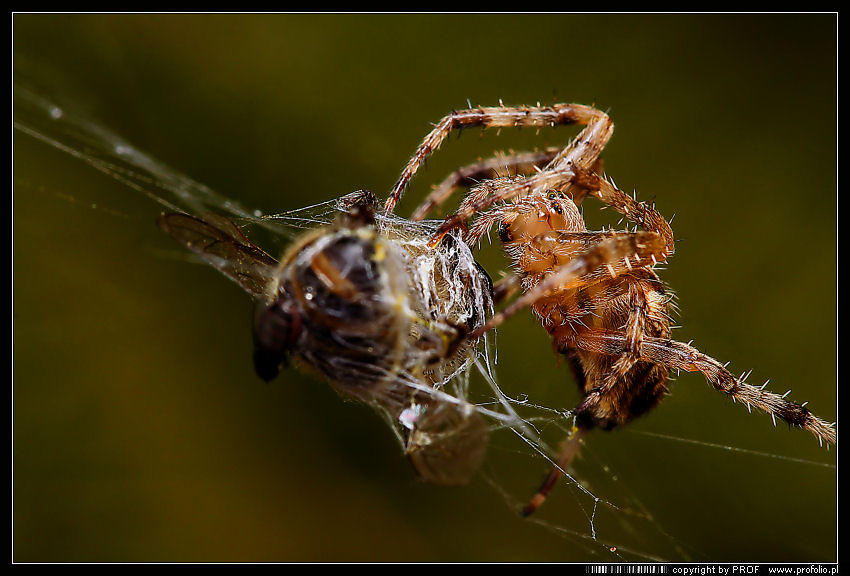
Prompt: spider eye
<box><xmin>546</xmin><ymin>191</ymin><xmax>558</xmax><ymax>201</ymax></box>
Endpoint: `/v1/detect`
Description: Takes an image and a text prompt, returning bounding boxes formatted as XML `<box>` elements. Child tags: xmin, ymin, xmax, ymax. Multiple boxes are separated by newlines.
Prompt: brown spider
<box><xmin>384</xmin><ymin>102</ymin><xmax>837</xmax><ymax>515</ymax></box>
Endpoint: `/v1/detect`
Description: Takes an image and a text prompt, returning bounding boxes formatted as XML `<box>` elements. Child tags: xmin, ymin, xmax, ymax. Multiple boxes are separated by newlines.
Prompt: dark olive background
<box><xmin>13</xmin><ymin>14</ymin><xmax>836</xmax><ymax>562</ymax></box>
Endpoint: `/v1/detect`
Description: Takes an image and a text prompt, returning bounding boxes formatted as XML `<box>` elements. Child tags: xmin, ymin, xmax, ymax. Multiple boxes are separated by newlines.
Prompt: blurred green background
<box><xmin>13</xmin><ymin>14</ymin><xmax>836</xmax><ymax>562</ymax></box>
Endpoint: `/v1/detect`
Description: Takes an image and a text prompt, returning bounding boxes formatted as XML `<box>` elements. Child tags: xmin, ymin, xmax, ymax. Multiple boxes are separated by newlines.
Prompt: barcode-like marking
<box><xmin>587</xmin><ymin>566</ymin><xmax>669</xmax><ymax>574</ymax></box>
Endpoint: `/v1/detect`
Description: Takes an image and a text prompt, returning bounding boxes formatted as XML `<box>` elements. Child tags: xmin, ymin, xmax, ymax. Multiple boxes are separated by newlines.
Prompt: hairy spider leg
<box><xmin>385</xmin><ymin>103</ymin><xmax>612</xmax><ymax>214</ymax></box>
<box><xmin>570</xmin><ymin>332</ymin><xmax>837</xmax><ymax>446</ymax></box>
<box><xmin>521</xmin><ymin>427</ymin><xmax>587</xmax><ymax>517</ymax></box>
<box><xmin>410</xmin><ymin>148</ymin><xmax>561</xmax><ymax>221</ymax></box>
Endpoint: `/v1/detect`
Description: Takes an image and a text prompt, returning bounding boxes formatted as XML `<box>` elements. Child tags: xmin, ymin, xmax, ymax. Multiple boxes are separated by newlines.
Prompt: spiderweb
<box><xmin>13</xmin><ymin>81</ymin><xmax>836</xmax><ymax>563</ymax></box>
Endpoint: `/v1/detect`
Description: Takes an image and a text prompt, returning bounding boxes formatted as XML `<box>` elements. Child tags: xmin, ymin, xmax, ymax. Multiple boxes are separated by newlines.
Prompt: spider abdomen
<box><xmin>534</xmin><ymin>268</ymin><xmax>673</xmax><ymax>430</ymax></box>
<box><xmin>570</xmin><ymin>352</ymin><xmax>670</xmax><ymax>430</ymax></box>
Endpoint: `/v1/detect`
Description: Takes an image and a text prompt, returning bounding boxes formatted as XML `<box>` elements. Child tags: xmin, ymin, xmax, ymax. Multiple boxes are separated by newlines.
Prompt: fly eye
<box><xmin>253</xmin><ymin>299</ymin><xmax>302</xmax><ymax>382</ymax></box>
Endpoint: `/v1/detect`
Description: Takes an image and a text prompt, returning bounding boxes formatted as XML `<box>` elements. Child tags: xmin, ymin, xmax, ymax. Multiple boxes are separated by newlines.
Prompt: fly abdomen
<box><xmin>260</xmin><ymin>228</ymin><xmax>412</xmax><ymax>392</ymax></box>
<box><xmin>295</xmin><ymin>234</ymin><xmax>382</xmax><ymax>322</ymax></box>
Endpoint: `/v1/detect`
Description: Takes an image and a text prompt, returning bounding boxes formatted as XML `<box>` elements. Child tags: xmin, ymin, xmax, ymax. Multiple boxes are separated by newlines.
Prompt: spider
<box><xmin>383</xmin><ymin>102</ymin><xmax>837</xmax><ymax>515</ymax></box>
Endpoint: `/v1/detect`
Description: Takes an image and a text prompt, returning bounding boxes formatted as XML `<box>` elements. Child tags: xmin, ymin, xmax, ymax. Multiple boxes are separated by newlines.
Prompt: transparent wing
<box><xmin>158</xmin><ymin>212</ymin><xmax>280</xmax><ymax>301</ymax></box>
<box><xmin>402</xmin><ymin>399</ymin><xmax>489</xmax><ymax>486</ymax></box>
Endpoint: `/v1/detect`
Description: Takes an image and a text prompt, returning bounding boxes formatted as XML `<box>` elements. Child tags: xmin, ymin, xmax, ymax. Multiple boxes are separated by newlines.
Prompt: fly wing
<box><xmin>158</xmin><ymin>212</ymin><xmax>280</xmax><ymax>301</ymax></box>
<box><xmin>403</xmin><ymin>399</ymin><xmax>489</xmax><ymax>486</ymax></box>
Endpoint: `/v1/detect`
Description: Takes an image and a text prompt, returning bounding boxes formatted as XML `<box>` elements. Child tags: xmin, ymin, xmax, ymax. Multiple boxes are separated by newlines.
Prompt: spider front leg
<box><xmin>385</xmin><ymin>103</ymin><xmax>612</xmax><ymax>214</ymax></box>
<box><xmin>410</xmin><ymin>148</ymin><xmax>561</xmax><ymax>221</ymax></box>
<box><xmin>412</xmin><ymin>148</ymin><xmax>608</xmax><ymax>225</ymax></box>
